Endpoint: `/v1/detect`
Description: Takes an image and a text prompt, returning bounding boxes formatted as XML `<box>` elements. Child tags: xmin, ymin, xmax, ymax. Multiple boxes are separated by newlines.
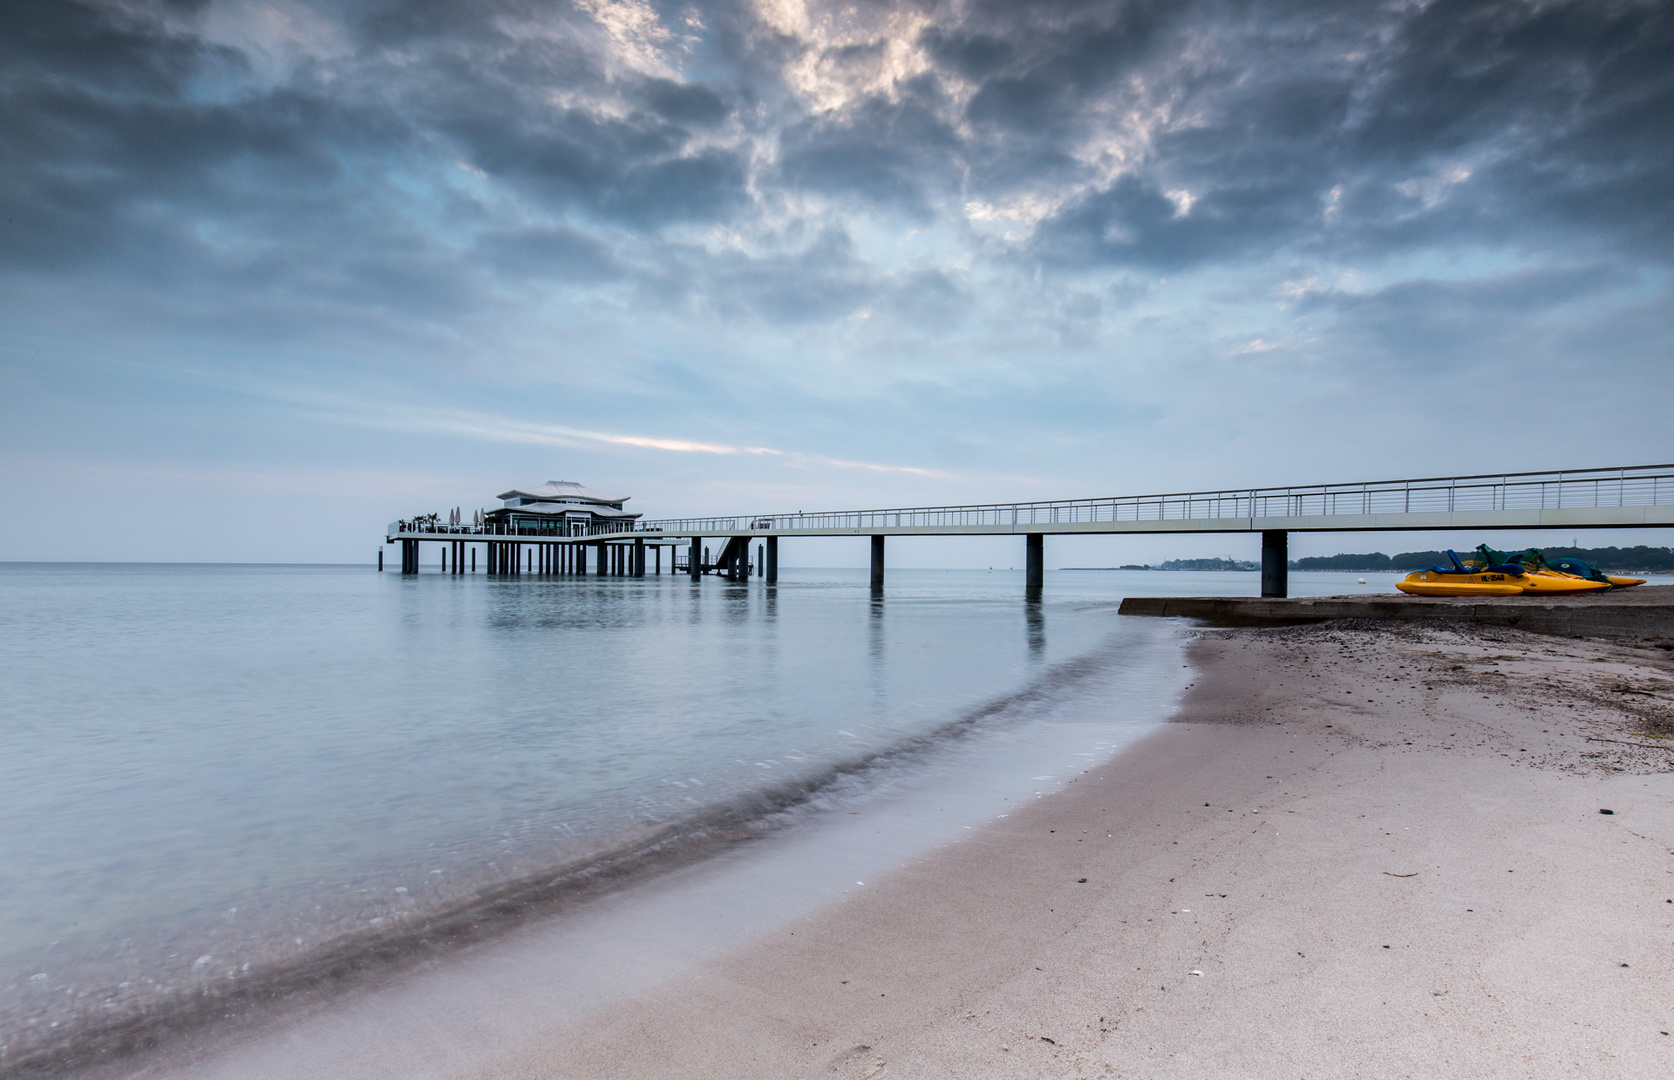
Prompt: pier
<box><xmin>387</xmin><ymin>464</ymin><xmax>1674</xmax><ymax>596</ymax></box>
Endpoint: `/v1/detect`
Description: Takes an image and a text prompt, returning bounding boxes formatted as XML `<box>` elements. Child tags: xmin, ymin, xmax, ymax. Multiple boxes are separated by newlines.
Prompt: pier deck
<box><xmin>386</xmin><ymin>464</ymin><xmax>1674</xmax><ymax>593</ymax></box>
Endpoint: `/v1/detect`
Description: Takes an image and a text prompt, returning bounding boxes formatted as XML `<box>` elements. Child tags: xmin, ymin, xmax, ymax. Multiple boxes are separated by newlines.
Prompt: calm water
<box><xmin>0</xmin><ymin>562</ymin><xmax>1397</xmax><ymax>1062</ymax></box>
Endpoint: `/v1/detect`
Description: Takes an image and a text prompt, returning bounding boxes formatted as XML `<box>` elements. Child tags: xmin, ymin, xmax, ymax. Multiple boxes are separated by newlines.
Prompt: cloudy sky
<box><xmin>2</xmin><ymin>0</ymin><xmax>1670</xmax><ymax>563</ymax></box>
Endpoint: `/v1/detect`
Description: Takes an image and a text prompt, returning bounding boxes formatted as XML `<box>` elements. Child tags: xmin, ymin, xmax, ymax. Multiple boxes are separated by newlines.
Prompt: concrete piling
<box><xmin>1261</xmin><ymin>530</ymin><xmax>1288</xmax><ymax>598</ymax></box>
<box><xmin>1026</xmin><ymin>533</ymin><xmax>1043</xmax><ymax>590</ymax></box>
<box><xmin>766</xmin><ymin>536</ymin><xmax>778</xmax><ymax>583</ymax></box>
<box><xmin>870</xmin><ymin>535</ymin><xmax>884</xmax><ymax>589</ymax></box>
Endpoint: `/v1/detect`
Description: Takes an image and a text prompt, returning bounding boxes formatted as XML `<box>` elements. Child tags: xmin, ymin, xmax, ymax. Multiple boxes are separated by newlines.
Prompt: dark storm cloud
<box><xmin>2</xmin><ymin>0</ymin><xmax>1669</xmax><ymax>329</ymax></box>
<box><xmin>0</xmin><ymin>1</ymin><xmax>360</xmax><ymax>269</ymax></box>
<box><xmin>1015</xmin><ymin>0</ymin><xmax>1674</xmax><ymax>268</ymax></box>
<box><xmin>691</xmin><ymin>226</ymin><xmax>878</xmax><ymax>323</ymax></box>
<box><xmin>774</xmin><ymin>74</ymin><xmax>961</xmax><ymax>217</ymax></box>
<box><xmin>1299</xmin><ymin>266</ymin><xmax>1633</xmax><ymax>368</ymax></box>
<box><xmin>475</xmin><ymin>224</ymin><xmax>621</xmax><ymax>282</ymax></box>
<box><xmin>0</xmin><ymin>0</ymin><xmax>749</xmax><ymax>290</ymax></box>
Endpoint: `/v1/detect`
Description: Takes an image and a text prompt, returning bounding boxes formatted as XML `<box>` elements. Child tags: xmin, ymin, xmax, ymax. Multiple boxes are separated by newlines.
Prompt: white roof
<box><xmin>496</xmin><ymin>480</ymin><xmax>629</xmax><ymax>505</ymax></box>
<box><xmin>497</xmin><ymin>501</ymin><xmax>639</xmax><ymax>519</ymax></box>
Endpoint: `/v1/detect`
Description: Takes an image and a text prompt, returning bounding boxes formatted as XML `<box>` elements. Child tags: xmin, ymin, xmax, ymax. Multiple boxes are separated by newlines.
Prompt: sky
<box><xmin>1</xmin><ymin>0</ymin><xmax>1670</xmax><ymax>564</ymax></box>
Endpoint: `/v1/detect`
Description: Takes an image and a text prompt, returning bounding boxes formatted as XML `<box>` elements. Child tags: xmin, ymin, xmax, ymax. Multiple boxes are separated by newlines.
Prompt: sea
<box><xmin>0</xmin><ymin>562</ymin><xmax>1411</xmax><ymax>1071</ymax></box>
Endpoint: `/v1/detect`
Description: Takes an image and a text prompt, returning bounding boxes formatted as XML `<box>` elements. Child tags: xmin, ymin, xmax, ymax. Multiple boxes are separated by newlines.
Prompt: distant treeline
<box><xmin>1289</xmin><ymin>546</ymin><xmax>1674</xmax><ymax>572</ymax></box>
<box><xmin>1118</xmin><ymin>558</ymin><xmax>1260</xmax><ymax>572</ymax></box>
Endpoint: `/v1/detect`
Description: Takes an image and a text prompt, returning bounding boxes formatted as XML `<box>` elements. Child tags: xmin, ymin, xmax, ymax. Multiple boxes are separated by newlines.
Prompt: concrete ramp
<box><xmin>1118</xmin><ymin>585</ymin><xmax>1674</xmax><ymax>639</ymax></box>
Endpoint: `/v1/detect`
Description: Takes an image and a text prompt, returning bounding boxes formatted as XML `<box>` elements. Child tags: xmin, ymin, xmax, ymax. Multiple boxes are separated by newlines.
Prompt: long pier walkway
<box><xmin>387</xmin><ymin>463</ymin><xmax>1674</xmax><ymax>596</ymax></box>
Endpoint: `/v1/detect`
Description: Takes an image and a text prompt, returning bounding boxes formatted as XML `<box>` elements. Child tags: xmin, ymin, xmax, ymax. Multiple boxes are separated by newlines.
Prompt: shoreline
<box><xmin>48</xmin><ymin>616</ymin><xmax>1674</xmax><ymax>1078</ymax></box>
<box><xmin>474</xmin><ymin>619</ymin><xmax>1674</xmax><ymax>1078</ymax></box>
<box><xmin>40</xmin><ymin>624</ymin><xmax>1189</xmax><ymax>1079</ymax></box>
<box><xmin>3</xmin><ymin>629</ymin><xmax>1182</xmax><ymax>1079</ymax></box>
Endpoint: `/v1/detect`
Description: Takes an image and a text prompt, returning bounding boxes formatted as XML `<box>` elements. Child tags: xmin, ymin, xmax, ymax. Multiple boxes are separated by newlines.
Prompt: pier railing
<box><xmin>628</xmin><ymin>464</ymin><xmax>1674</xmax><ymax>534</ymax></box>
<box><xmin>392</xmin><ymin>463</ymin><xmax>1674</xmax><ymax>540</ymax></box>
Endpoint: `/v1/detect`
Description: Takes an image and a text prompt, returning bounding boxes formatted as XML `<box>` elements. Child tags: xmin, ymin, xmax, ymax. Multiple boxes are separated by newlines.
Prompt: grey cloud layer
<box><xmin>3</xmin><ymin>0</ymin><xmax>1669</xmax><ymax>327</ymax></box>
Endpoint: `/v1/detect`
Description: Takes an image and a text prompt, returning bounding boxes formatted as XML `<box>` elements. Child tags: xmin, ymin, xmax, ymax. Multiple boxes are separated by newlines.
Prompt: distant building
<box><xmin>485</xmin><ymin>481</ymin><xmax>642</xmax><ymax>535</ymax></box>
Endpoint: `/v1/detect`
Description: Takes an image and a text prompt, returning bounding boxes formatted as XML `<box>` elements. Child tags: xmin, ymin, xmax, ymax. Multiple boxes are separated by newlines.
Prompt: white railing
<box><xmin>628</xmin><ymin>464</ymin><xmax>1674</xmax><ymax>534</ymax></box>
<box><xmin>391</xmin><ymin>464</ymin><xmax>1674</xmax><ymax>539</ymax></box>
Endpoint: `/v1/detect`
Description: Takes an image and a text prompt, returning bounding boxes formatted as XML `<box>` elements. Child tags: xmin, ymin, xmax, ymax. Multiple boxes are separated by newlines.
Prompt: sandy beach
<box><xmin>469</xmin><ymin>619</ymin><xmax>1674</xmax><ymax>1079</ymax></box>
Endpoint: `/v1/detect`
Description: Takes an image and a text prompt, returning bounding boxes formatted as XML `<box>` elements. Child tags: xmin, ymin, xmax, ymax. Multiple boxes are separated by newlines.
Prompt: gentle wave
<box><xmin>0</xmin><ymin>625</ymin><xmax>1166</xmax><ymax>1077</ymax></box>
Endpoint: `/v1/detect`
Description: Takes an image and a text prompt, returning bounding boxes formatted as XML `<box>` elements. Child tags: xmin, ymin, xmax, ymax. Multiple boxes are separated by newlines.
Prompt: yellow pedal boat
<box><xmin>1397</xmin><ymin>569</ymin><xmax>1612</xmax><ymax>597</ymax></box>
<box><xmin>1397</xmin><ymin>571</ymin><xmax>1525</xmax><ymax>596</ymax></box>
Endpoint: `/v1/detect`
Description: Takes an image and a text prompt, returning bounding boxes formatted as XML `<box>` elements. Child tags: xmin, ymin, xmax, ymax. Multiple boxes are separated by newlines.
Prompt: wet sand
<box><xmin>475</xmin><ymin>621</ymin><xmax>1674</xmax><ymax>1079</ymax></box>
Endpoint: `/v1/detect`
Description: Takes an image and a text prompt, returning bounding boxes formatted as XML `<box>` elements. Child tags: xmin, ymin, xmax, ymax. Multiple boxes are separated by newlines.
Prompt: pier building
<box><xmin>486</xmin><ymin>481</ymin><xmax>641</xmax><ymax>535</ymax></box>
<box><xmin>388</xmin><ymin>464</ymin><xmax>1674</xmax><ymax>596</ymax></box>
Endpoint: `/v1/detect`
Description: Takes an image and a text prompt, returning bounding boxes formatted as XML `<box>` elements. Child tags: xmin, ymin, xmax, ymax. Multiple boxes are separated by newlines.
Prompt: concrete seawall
<box><xmin>1117</xmin><ymin>584</ymin><xmax>1674</xmax><ymax>638</ymax></box>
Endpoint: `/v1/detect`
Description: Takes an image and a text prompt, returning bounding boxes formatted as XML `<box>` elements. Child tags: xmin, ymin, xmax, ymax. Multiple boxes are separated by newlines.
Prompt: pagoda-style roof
<box><xmin>492</xmin><ymin>501</ymin><xmax>639</xmax><ymax>519</ymax></box>
<box><xmin>497</xmin><ymin>480</ymin><xmax>628</xmax><ymax>507</ymax></box>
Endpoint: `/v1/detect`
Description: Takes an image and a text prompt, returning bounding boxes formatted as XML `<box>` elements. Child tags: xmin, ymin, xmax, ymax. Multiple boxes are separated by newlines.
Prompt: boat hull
<box><xmin>1397</xmin><ymin>572</ymin><xmax>1525</xmax><ymax>597</ymax></box>
<box><xmin>1395</xmin><ymin>570</ymin><xmax>1611</xmax><ymax>596</ymax></box>
<box><xmin>1517</xmin><ymin>571</ymin><xmax>1612</xmax><ymax>594</ymax></box>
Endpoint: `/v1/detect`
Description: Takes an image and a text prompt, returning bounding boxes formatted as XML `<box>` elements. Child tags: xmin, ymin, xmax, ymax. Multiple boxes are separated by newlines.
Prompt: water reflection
<box><xmin>1024</xmin><ymin>594</ymin><xmax>1045</xmax><ymax>657</ymax></box>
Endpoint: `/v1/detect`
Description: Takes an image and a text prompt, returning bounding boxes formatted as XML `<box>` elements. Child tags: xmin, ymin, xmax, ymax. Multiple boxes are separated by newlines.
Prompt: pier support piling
<box><xmin>1025</xmin><ymin>533</ymin><xmax>1043</xmax><ymax>590</ymax></box>
<box><xmin>766</xmin><ymin>536</ymin><xmax>778</xmax><ymax>583</ymax></box>
<box><xmin>690</xmin><ymin>537</ymin><xmax>702</xmax><ymax>579</ymax></box>
<box><xmin>1261</xmin><ymin>530</ymin><xmax>1288</xmax><ymax>598</ymax></box>
<box><xmin>378</xmin><ymin>549</ymin><xmax>384</xmax><ymax>572</ymax></box>
<box><xmin>634</xmin><ymin>539</ymin><xmax>645</xmax><ymax>577</ymax></box>
<box><xmin>870</xmin><ymin>535</ymin><xmax>884</xmax><ymax>589</ymax></box>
